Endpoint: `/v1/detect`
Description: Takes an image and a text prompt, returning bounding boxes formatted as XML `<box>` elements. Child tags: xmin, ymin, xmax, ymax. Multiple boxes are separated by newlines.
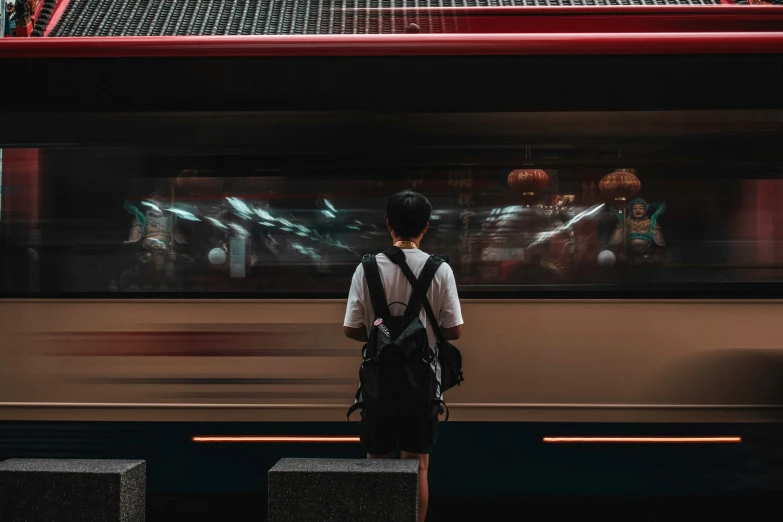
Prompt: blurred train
<box><xmin>1</xmin><ymin>2</ymin><xmax>783</xmax><ymax>499</ymax></box>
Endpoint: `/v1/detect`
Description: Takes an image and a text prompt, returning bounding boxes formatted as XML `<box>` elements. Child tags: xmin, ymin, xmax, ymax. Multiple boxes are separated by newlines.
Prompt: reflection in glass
<box><xmin>2</xmin><ymin>146</ymin><xmax>783</xmax><ymax>295</ymax></box>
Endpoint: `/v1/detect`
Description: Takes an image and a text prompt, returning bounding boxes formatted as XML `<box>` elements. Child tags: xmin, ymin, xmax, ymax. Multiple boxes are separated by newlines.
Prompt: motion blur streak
<box><xmin>543</xmin><ymin>437</ymin><xmax>742</xmax><ymax>443</ymax></box>
<box><xmin>5</xmin><ymin>302</ymin><xmax>783</xmax><ymax>423</ymax></box>
<box><xmin>192</xmin><ymin>436</ymin><xmax>360</xmax><ymax>443</ymax></box>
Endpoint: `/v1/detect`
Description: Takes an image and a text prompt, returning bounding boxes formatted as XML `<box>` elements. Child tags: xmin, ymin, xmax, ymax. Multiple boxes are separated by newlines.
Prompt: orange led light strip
<box><xmin>543</xmin><ymin>436</ymin><xmax>741</xmax><ymax>443</ymax></box>
<box><xmin>193</xmin><ymin>436</ymin><xmax>361</xmax><ymax>443</ymax></box>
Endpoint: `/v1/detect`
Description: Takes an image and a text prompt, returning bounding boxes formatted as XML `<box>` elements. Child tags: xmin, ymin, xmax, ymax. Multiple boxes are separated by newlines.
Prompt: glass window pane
<box><xmin>1</xmin><ymin>111</ymin><xmax>782</xmax><ymax>297</ymax></box>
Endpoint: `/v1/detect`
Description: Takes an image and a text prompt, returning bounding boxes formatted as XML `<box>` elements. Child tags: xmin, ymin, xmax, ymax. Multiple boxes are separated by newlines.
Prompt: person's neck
<box><xmin>393</xmin><ymin>238</ymin><xmax>420</xmax><ymax>249</ymax></box>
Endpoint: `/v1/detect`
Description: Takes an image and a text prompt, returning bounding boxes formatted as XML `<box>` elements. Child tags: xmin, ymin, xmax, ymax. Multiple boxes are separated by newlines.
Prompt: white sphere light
<box><xmin>597</xmin><ymin>250</ymin><xmax>616</xmax><ymax>267</ymax></box>
<box><xmin>208</xmin><ymin>248</ymin><xmax>227</xmax><ymax>265</ymax></box>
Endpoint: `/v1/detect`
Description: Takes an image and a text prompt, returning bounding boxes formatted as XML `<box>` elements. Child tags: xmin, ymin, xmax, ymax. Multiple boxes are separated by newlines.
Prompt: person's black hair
<box><xmin>387</xmin><ymin>190</ymin><xmax>432</xmax><ymax>239</ymax></box>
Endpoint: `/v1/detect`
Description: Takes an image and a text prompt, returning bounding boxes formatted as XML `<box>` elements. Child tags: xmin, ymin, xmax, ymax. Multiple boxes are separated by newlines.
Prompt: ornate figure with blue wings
<box><xmin>610</xmin><ymin>198</ymin><xmax>667</xmax><ymax>264</ymax></box>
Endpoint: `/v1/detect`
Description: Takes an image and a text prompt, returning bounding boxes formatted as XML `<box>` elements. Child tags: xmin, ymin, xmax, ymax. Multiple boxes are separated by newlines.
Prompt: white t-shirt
<box><xmin>343</xmin><ymin>248</ymin><xmax>463</xmax><ymax>348</ymax></box>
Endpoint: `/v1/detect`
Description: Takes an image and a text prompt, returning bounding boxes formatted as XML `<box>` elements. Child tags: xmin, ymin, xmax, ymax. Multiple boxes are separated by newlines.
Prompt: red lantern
<box><xmin>507</xmin><ymin>169</ymin><xmax>549</xmax><ymax>193</ymax></box>
<box><xmin>599</xmin><ymin>169</ymin><xmax>641</xmax><ymax>200</ymax></box>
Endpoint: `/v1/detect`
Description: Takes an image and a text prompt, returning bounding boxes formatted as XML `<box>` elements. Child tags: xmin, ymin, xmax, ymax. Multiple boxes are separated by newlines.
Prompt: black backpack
<box><xmin>347</xmin><ymin>246</ymin><xmax>464</xmax><ymax>422</ymax></box>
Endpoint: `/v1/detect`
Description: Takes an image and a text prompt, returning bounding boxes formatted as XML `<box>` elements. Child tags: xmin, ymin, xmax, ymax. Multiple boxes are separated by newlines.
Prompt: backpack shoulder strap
<box><xmin>361</xmin><ymin>254</ymin><xmax>390</xmax><ymax>319</ymax></box>
<box><xmin>406</xmin><ymin>254</ymin><xmax>445</xmax><ymax>317</ymax></box>
<box><xmin>384</xmin><ymin>248</ymin><xmax>447</xmax><ymax>345</ymax></box>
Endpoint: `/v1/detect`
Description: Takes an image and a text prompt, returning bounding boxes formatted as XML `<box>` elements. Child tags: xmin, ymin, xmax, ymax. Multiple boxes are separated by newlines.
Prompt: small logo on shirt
<box><xmin>374</xmin><ymin>318</ymin><xmax>383</xmax><ymax>326</ymax></box>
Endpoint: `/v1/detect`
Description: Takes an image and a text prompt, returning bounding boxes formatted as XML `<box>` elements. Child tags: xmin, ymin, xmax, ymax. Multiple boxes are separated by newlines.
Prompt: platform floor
<box><xmin>147</xmin><ymin>492</ymin><xmax>775</xmax><ymax>520</ymax></box>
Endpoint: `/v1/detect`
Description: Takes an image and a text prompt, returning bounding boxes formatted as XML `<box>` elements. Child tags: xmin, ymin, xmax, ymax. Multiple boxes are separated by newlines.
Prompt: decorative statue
<box><xmin>11</xmin><ymin>0</ymin><xmax>35</xmax><ymax>27</ymax></box>
<box><xmin>115</xmin><ymin>193</ymin><xmax>190</xmax><ymax>289</ymax></box>
<box><xmin>12</xmin><ymin>0</ymin><xmax>27</xmax><ymax>22</ymax></box>
<box><xmin>536</xmin><ymin>195</ymin><xmax>577</xmax><ymax>280</ymax></box>
<box><xmin>609</xmin><ymin>197</ymin><xmax>666</xmax><ymax>264</ymax></box>
<box><xmin>3</xmin><ymin>3</ymin><xmax>12</xmax><ymax>37</ymax></box>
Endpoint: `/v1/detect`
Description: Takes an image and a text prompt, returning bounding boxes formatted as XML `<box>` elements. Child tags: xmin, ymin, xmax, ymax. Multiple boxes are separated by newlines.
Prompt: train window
<box><xmin>1</xmin><ymin>111</ymin><xmax>782</xmax><ymax>298</ymax></box>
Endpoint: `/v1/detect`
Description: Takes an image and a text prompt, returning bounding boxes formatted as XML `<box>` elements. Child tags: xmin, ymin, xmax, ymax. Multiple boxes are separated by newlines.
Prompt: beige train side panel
<box><xmin>0</xmin><ymin>300</ymin><xmax>782</xmax><ymax>422</ymax></box>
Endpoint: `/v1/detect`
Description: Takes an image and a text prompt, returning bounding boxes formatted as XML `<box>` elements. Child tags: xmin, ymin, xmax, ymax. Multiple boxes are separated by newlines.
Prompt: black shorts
<box><xmin>360</xmin><ymin>409</ymin><xmax>439</xmax><ymax>455</ymax></box>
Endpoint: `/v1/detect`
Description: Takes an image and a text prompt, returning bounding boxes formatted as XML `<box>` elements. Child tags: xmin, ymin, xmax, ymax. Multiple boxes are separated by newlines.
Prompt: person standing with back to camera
<box><xmin>344</xmin><ymin>190</ymin><xmax>464</xmax><ymax>522</ymax></box>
